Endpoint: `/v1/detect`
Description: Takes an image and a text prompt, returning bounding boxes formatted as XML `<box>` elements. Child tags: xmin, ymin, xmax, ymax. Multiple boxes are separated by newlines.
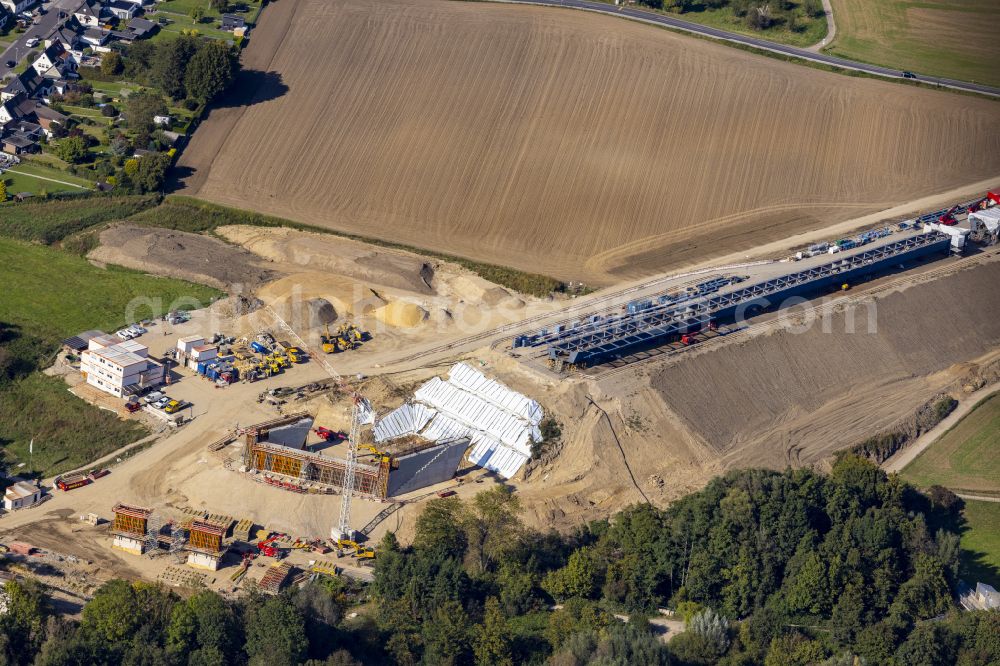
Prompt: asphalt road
<box><xmin>0</xmin><ymin>0</ymin><xmax>86</xmax><ymax>79</ymax></box>
<box><xmin>503</xmin><ymin>0</ymin><xmax>1000</xmax><ymax>97</ymax></box>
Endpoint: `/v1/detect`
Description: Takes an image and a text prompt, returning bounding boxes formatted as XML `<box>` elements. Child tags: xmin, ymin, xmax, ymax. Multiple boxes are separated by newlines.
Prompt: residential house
<box><xmin>73</xmin><ymin>0</ymin><xmax>101</xmax><ymax>27</ymax></box>
<box><xmin>0</xmin><ymin>0</ymin><xmax>32</xmax><ymax>15</ymax></box>
<box><xmin>1</xmin><ymin>133</ymin><xmax>38</xmax><ymax>155</ymax></box>
<box><xmin>3</xmin><ymin>481</ymin><xmax>42</xmax><ymax>511</ymax></box>
<box><xmin>107</xmin><ymin>0</ymin><xmax>138</xmax><ymax>20</ymax></box>
<box><xmin>976</xmin><ymin>583</ymin><xmax>1000</xmax><ymax>610</ymax></box>
<box><xmin>124</xmin><ymin>16</ymin><xmax>157</xmax><ymax>40</ymax></box>
<box><xmin>81</xmin><ymin>27</ymin><xmax>113</xmax><ymax>48</ymax></box>
<box><xmin>0</xmin><ymin>67</ymin><xmax>41</xmax><ymax>103</ymax></box>
<box><xmin>32</xmin><ymin>42</ymin><xmax>78</xmax><ymax>80</ymax></box>
<box><xmin>32</xmin><ymin>104</ymin><xmax>67</xmax><ymax>138</ymax></box>
<box><xmin>7</xmin><ymin>119</ymin><xmax>43</xmax><ymax>141</ymax></box>
<box><xmin>47</xmin><ymin>28</ymin><xmax>83</xmax><ymax>57</ymax></box>
<box><xmin>0</xmin><ymin>100</ymin><xmax>15</xmax><ymax>127</ymax></box>
<box><xmin>0</xmin><ymin>6</ymin><xmax>11</xmax><ymax>29</ymax></box>
<box><xmin>221</xmin><ymin>13</ymin><xmax>244</xmax><ymax>31</ymax></box>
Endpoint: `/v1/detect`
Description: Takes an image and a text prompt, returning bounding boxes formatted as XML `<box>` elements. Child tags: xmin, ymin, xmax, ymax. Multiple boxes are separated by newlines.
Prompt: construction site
<box><xmin>1</xmin><ymin>184</ymin><xmax>999</xmax><ymax>596</ymax></box>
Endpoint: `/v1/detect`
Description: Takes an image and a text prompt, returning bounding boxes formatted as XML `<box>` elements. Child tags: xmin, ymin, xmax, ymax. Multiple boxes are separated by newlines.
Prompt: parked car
<box><xmin>116</xmin><ymin>329</ymin><xmax>135</xmax><ymax>340</ymax></box>
<box><xmin>127</xmin><ymin>324</ymin><xmax>146</xmax><ymax>336</ymax></box>
<box><xmin>4</xmin><ymin>60</ymin><xmax>15</xmax><ymax>68</ymax></box>
<box><xmin>153</xmin><ymin>397</ymin><xmax>171</xmax><ymax>409</ymax></box>
<box><xmin>143</xmin><ymin>391</ymin><xmax>164</xmax><ymax>405</ymax></box>
<box><xmin>25</xmin><ymin>37</ymin><xmax>39</xmax><ymax>47</ymax></box>
<box><xmin>163</xmin><ymin>400</ymin><xmax>183</xmax><ymax>414</ymax></box>
<box><xmin>902</xmin><ymin>71</ymin><xmax>916</xmax><ymax>79</ymax></box>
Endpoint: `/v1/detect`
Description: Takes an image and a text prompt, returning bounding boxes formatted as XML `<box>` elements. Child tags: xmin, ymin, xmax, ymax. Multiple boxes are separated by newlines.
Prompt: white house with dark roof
<box><xmin>107</xmin><ymin>0</ymin><xmax>138</xmax><ymax>20</ymax></box>
<box><xmin>33</xmin><ymin>43</ymin><xmax>78</xmax><ymax>80</ymax></box>
<box><xmin>74</xmin><ymin>0</ymin><xmax>102</xmax><ymax>27</ymax></box>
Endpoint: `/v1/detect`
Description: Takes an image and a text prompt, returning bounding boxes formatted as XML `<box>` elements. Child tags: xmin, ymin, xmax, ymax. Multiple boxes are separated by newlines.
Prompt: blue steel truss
<box><xmin>541</xmin><ymin>231</ymin><xmax>950</xmax><ymax>366</ymax></box>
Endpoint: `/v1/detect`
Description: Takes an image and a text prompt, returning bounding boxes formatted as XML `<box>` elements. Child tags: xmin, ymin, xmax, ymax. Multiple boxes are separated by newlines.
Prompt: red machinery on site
<box><xmin>968</xmin><ymin>190</ymin><xmax>1000</xmax><ymax>212</ymax></box>
<box><xmin>938</xmin><ymin>206</ymin><xmax>961</xmax><ymax>226</ymax></box>
<box><xmin>257</xmin><ymin>534</ymin><xmax>282</xmax><ymax>558</ymax></box>
<box><xmin>314</xmin><ymin>427</ymin><xmax>346</xmax><ymax>443</ymax></box>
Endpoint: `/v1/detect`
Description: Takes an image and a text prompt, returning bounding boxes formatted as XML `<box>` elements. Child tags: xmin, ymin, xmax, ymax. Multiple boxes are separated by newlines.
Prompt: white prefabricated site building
<box><xmin>80</xmin><ymin>334</ymin><xmax>164</xmax><ymax>398</ymax></box>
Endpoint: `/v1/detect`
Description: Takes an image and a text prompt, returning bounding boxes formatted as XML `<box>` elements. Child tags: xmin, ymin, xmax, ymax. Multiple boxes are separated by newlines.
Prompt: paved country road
<box><xmin>498</xmin><ymin>0</ymin><xmax>1000</xmax><ymax>97</ymax></box>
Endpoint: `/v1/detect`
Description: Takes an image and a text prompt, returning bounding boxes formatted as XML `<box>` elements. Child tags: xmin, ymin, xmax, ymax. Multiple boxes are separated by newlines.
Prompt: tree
<box><xmin>689</xmin><ymin>607</ymin><xmax>731</xmax><ymax>655</ymax></box>
<box><xmin>765</xmin><ymin>632</ymin><xmax>828</xmax><ymax>666</ymax></box>
<box><xmin>124</xmin><ymin>90</ymin><xmax>168</xmax><ymax>136</ymax></box>
<box><xmin>421</xmin><ymin>600</ymin><xmax>471</xmax><ymax>665</ymax></box>
<box><xmin>244</xmin><ymin>595</ymin><xmax>308</xmax><ymax>666</ymax></box>
<box><xmin>55</xmin><ymin>135</ymin><xmax>89</xmax><ymax>164</ymax></box>
<box><xmin>888</xmin><ymin>554</ymin><xmax>953</xmax><ymax>624</ymax></box>
<box><xmin>185</xmin><ymin>40</ymin><xmax>238</xmax><ymax>102</ymax></box>
<box><xmin>896</xmin><ymin>624</ymin><xmax>958</xmax><ymax>666</ymax></box>
<box><xmin>128</xmin><ymin>152</ymin><xmax>172</xmax><ymax>193</ymax></box>
<box><xmin>81</xmin><ymin>580</ymin><xmax>146</xmax><ymax>643</ymax></box>
<box><xmin>0</xmin><ymin>580</ymin><xmax>48</xmax><ymax>660</ymax></box>
<box><xmin>124</xmin><ymin>40</ymin><xmax>157</xmax><ymax>81</ymax></box>
<box><xmin>210</xmin><ymin>0</ymin><xmax>229</xmax><ymax>11</ymax></box>
<box><xmin>544</xmin><ymin>598</ymin><xmax>609</xmax><ymax>651</ymax></box>
<box><xmin>151</xmin><ymin>34</ymin><xmax>199</xmax><ymax>99</ymax></box>
<box><xmin>0</xmin><ymin>180</ymin><xmax>6</xmax><ymax>202</ymax></box>
<box><xmin>464</xmin><ymin>485</ymin><xmax>524</xmax><ymax>574</ymax></box>
<box><xmin>167</xmin><ymin>590</ymin><xmax>239</xmax><ymax>664</ymax></box>
<box><xmin>190</xmin><ymin>5</ymin><xmax>206</xmax><ymax>22</ymax></box>
<box><xmin>413</xmin><ymin>497</ymin><xmax>467</xmax><ymax>559</ymax></box>
<box><xmin>473</xmin><ymin>597</ymin><xmax>513</xmax><ymax>666</ymax></box>
<box><xmin>101</xmin><ymin>51</ymin><xmax>123</xmax><ymax>76</ymax></box>
<box><xmin>543</xmin><ymin>547</ymin><xmax>599</xmax><ymax>601</ymax></box>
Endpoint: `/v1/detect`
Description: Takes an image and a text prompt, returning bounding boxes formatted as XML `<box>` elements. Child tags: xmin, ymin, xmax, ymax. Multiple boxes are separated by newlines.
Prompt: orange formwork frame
<box><xmin>112</xmin><ymin>503</ymin><xmax>152</xmax><ymax>537</ymax></box>
<box><xmin>187</xmin><ymin>520</ymin><xmax>226</xmax><ymax>554</ymax></box>
<box><xmin>247</xmin><ymin>442</ymin><xmax>390</xmax><ymax>498</ymax></box>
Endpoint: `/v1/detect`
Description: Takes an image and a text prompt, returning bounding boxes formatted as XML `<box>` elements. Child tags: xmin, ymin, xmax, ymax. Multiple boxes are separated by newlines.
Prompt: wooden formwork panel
<box><xmin>112</xmin><ymin>513</ymin><xmax>147</xmax><ymax>537</ymax></box>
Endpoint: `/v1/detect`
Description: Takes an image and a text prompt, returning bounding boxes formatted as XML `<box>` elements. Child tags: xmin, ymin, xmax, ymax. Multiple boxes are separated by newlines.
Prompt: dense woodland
<box><xmin>1</xmin><ymin>458</ymin><xmax>998</xmax><ymax>665</ymax></box>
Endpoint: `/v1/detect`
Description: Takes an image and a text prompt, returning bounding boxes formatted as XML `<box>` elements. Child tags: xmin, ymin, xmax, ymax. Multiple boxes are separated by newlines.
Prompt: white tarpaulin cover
<box><xmin>970</xmin><ymin>207</ymin><xmax>1000</xmax><ymax>233</ymax></box>
<box><xmin>373</xmin><ymin>403</ymin><xmax>434</xmax><ymax>442</ymax></box>
<box><xmin>372</xmin><ymin>363</ymin><xmax>542</xmax><ymax>478</ymax></box>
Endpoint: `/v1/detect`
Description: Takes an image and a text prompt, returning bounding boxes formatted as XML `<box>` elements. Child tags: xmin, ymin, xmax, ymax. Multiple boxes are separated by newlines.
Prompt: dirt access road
<box><xmin>882</xmin><ymin>383</ymin><xmax>1000</xmax><ymax>474</ymax></box>
<box><xmin>178</xmin><ymin>0</ymin><xmax>1000</xmax><ymax>286</ymax></box>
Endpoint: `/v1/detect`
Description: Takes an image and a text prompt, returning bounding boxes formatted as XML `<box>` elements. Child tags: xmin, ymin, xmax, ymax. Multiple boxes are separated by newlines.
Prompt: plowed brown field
<box><xmin>180</xmin><ymin>0</ymin><xmax>1000</xmax><ymax>285</ymax></box>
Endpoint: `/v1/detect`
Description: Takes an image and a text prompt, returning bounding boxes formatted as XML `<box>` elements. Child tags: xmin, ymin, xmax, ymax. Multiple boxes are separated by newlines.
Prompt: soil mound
<box><xmin>650</xmin><ymin>261</ymin><xmax>1000</xmax><ymax>467</ymax></box>
<box><xmin>89</xmin><ymin>223</ymin><xmax>278</xmax><ymax>289</ymax></box>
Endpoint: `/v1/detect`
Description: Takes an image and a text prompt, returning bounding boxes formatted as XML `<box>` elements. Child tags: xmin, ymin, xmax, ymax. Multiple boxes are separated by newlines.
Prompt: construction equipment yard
<box><xmin>2</xmin><ymin>183</ymin><xmax>999</xmax><ymax>594</ymax></box>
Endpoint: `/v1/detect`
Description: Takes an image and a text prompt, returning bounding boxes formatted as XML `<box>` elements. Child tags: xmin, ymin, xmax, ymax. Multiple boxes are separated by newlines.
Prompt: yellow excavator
<box><xmin>321</xmin><ymin>325</ymin><xmax>336</xmax><ymax>354</ymax></box>
<box><xmin>363</xmin><ymin>445</ymin><xmax>392</xmax><ymax>465</ymax></box>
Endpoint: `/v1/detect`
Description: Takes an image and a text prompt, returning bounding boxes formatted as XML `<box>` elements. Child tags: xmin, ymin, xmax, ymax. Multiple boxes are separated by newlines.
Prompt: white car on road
<box><xmin>25</xmin><ymin>37</ymin><xmax>39</xmax><ymax>48</ymax></box>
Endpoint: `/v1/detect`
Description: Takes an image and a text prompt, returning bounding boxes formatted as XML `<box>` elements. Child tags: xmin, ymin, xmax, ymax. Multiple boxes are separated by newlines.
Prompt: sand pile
<box><xmin>374</xmin><ymin>301</ymin><xmax>428</xmax><ymax>328</ymax></box>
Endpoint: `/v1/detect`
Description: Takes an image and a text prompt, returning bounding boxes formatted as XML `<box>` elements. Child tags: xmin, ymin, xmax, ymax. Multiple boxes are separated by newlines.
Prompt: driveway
<box><xmin>0</xmin><ymin>0</ymin><xmax>87</xmax><ymax>79</ymax></box>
